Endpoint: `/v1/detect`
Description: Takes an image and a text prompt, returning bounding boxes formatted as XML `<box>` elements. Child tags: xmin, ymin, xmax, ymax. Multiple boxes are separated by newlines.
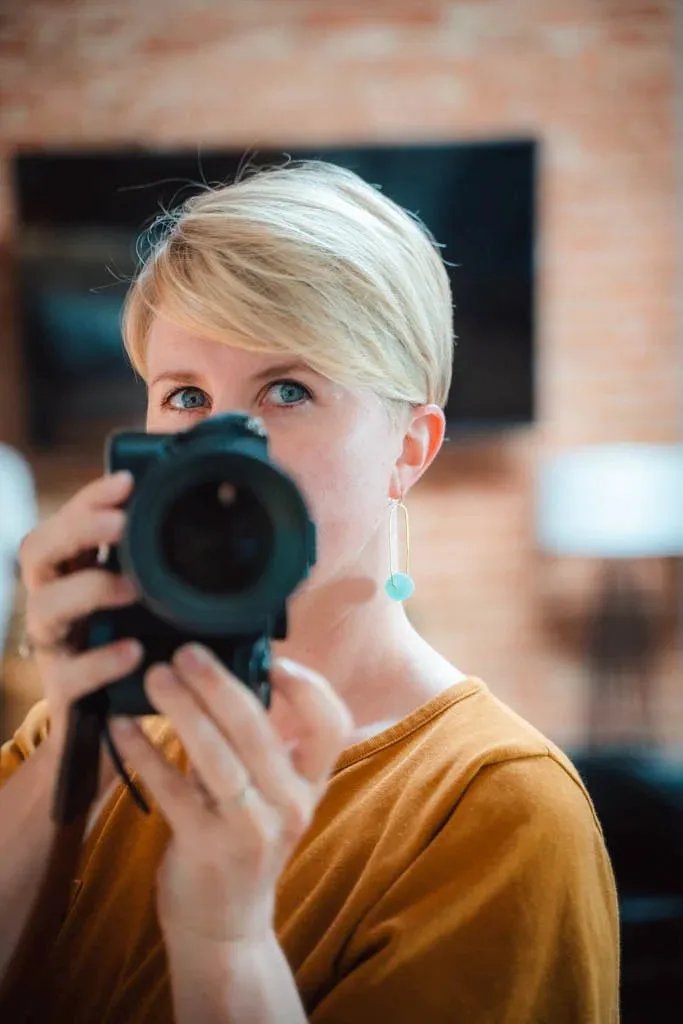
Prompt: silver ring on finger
<box><xmin>18</xmin><ymin>629</ymin><xmax>71</xmax><ymax>660</ymax></box>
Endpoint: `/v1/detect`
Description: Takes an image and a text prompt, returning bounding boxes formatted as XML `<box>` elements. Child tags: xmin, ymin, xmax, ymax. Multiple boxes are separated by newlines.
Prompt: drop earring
<box><xmin>384</xmin><ymin>498</ymin><xmax>415</xmax><ymax>602</ymax></box>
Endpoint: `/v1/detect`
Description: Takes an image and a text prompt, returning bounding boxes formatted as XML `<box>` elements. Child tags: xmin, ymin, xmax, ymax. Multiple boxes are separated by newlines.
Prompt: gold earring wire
<box><xmin>388</xmin><ymin>499</ymin><xmax>411</xmax><ymax>583</ymax></box>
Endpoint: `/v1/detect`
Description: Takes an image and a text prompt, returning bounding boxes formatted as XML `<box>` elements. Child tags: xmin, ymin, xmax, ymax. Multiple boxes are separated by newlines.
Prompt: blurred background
<box><xmin>0</xmin><ymin>0</ymin><xmax>681</xmax><ymax>1018</ymax></box>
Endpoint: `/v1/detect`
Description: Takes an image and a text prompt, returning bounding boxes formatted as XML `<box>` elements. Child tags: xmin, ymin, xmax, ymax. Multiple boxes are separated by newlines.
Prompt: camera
<box><xmin>83</xmin><ymin>412</ymin><xmax>316</xmax><ymax>717</ymax></box>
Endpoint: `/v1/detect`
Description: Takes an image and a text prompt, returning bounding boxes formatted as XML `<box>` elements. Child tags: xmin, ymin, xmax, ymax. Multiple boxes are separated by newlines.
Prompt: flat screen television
<box><xmin>13</xmin><ymin>141</ymin><xmax>536</xmax><ymax>448</ymax></box>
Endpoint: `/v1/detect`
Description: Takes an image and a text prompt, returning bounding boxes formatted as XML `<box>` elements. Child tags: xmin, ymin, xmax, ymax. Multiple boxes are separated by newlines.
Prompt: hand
<box><xmin>18</xmin><ymin>471</ymin><xmax>144</xmax><ymax>783</ymax></box>
<box><xmin>108</xmin><ymin>645</ymin><xmax>353</xmax><ymax>944</ymax></box>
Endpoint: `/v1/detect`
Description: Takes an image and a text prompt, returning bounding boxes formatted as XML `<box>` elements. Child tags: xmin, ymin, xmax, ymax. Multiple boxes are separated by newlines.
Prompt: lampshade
<box><xmin>0</xmin><ymin>444</ymin><xmax>37</xmax><ymax>655</ymax></box>
<box><xmin>536</xmin><ymin>444</ymin><xmax>683</xmax><ymax>558</ymax></box>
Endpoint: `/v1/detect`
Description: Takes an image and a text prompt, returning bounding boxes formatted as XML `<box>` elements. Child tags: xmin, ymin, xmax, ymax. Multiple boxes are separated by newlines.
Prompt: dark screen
<box><xmin>13</xmin><ymin>141</ymin><xmax>536</xmax><ymax>446</ymax></box>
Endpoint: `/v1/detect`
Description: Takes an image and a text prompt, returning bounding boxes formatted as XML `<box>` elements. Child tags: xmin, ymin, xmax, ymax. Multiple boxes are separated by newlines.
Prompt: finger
<box><xmin>46</xmin><ymin>637</ymin><xmax>144</xmax><ymax>707</ymax></box>
<box><xmin>26</xmin><ymin>569</ymin><xmax>138</xmax><ymax>645</ymax></box>
<box><xmin>108</xmin><ymin>717</ymin><xmax>207</xmax><ymax>834</ymax></box>
<box><xmin>167</xmin><ymin>647</ymin><xmax>311</xmax><ymax>816</ymax></box>
<box><xmin>269</xmin><ymin>659</ymin><xmax>354</xmax><ymax>783</ymax></box>
<box><xmin>21</xmin><ymin>509</ymin><xmax>127</xmax><ymax>589</ymax></box>
<box><xmin>59</xmin><ymin>469</ymin><xmax>134</xmax><ymax>515</ymax></box>
<box><xmin>146</xmin><ymin>662</ymin><xmax>253</xmax><ymax>797</ymax></box>
<box><xmin>20</xmin><ymin>471</ymin><xmax>133</xmax><ymax>588</ymax></box>
<box><xmin>26</xmin><ymin>469</ymin><xmax>132</xmax><ymax>538</ymax></box>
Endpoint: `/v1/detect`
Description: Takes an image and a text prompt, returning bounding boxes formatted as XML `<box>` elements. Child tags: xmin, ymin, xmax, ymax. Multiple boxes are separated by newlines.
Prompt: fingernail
<box><xmin>119</xmin><ymin>639</ymin><xmax>143</xmax><ymax>664</ymax></box>
<box><xmin>112</xmin><ymin>470</ymin><xmax>134</xmax><ymax>486</ymax></box>
<box><xmin>175</xmin><ymin>643</ymin><xmax>211</xmax><ymax>671</ymax></box>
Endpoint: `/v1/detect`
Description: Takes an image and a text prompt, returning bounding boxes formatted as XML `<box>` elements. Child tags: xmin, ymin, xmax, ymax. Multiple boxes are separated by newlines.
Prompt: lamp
<box><xmin>536</xmin><ymin>444</ymin><xmax>683</xmax><ymax>749</ymax></box>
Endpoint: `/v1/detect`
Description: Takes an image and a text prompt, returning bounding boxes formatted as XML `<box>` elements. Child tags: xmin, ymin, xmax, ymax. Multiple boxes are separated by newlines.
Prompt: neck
<box><xmin>273</xmin><ymin>574</ymin><xmax>464</xmax><ymax>736</ymax></box>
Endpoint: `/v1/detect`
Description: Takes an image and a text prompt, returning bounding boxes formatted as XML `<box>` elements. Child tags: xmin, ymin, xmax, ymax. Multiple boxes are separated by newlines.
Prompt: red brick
<box><xmin>0</xmin><ymin>0</ymin><xmax>678</xmax><ymax>749</ymax></box>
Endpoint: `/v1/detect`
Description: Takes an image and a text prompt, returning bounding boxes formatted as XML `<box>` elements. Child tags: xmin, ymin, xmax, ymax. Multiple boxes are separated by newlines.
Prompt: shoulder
<box><xmin>434</xmin><ymin>689</ymin><xmax>614</xmax><ymax>898</ymax></box>
<box><xmin>459</xmin><ymin>751</ymin><xmax>605</xmax><ymax>854</ymax></box>
<box><xmin>434</xmin><ymin>679</ymin><xmax>599</xmax><ymax>824</ymax></box>
<box><xmin>1</xmin><ymin>698</ymin><xmax>51</xmax><ymax>781</ymax></box>
<box><xmin>391</xmin><ymin>678</ymin><xmax>608</xmax><ymax>859</ymax></box>
<box><xmin>1</xmin><ymin>699</ymin><xmax>187</xmax><ymax>787</ymax></box>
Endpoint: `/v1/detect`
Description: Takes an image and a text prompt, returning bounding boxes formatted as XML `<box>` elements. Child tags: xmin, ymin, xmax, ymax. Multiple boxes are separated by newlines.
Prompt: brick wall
<box><xmin>0</xmin><ymin>0</ymin><xmax>680</xmax><ymax>746</ymax></box>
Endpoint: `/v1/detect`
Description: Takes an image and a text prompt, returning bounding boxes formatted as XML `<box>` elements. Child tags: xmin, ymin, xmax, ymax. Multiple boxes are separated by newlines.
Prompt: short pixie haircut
<box><xmin>122</xmin><ymin>161</ymin><xmax>454</xmax><ymax>408</ymax></box>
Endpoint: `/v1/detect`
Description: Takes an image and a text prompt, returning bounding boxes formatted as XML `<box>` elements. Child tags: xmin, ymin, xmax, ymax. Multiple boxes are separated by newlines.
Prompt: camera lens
<box><xmin>160</xmin><ymin>480</ymin><xmax>274</xmax><ymax>594</ymax></box>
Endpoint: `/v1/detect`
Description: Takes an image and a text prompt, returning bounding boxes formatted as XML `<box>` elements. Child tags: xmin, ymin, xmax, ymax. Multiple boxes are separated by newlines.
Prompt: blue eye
<box><xmin>165</xmin><ymin>387</ymin><xmax>209</xmax><ymax>411</ymax></box>
<box><xmin>267</xmin><ymin>380</ymin><xmax>312</xmax><ymax>407</ymax></box>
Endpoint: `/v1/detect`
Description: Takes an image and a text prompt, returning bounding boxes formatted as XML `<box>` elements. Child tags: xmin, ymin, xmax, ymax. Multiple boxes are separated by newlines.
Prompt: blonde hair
<box><xmin>122</xmin><ymin>160</ymin><xmax>454</xmax><ymax>408</ymax></box>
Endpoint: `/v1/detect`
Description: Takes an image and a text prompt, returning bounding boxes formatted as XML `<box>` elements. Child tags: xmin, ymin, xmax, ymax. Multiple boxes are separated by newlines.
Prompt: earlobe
<box><xmin>388</xmin><ymin>466</ymin><xmax>403</xmax><ymax>502</ymax></box>
<box><xmin>392</xmin><ymin>404</ymin><xmax>445</xmax><ymax>498</ymax></box>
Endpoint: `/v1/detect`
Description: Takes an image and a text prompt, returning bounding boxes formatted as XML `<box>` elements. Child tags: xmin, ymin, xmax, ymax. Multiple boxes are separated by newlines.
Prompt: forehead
<box><xmin>144</xmin><ymin>317</ymin><xmax>298</xmax><ymax>382</ymax></box>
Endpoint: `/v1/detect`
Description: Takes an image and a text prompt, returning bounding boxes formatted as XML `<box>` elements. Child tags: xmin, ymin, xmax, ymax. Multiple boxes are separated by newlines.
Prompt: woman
<box><xmin>0</xmin><ymin>162</ymin><xmax>619</xmax><ymax>1023</ymax></box>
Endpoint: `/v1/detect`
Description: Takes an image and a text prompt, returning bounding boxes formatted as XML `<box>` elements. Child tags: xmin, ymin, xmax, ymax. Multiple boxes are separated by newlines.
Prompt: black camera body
<box><xmin>84</xmin><ymin>412</ymin><xmax>316</xmax><ymax>717</ymax></box>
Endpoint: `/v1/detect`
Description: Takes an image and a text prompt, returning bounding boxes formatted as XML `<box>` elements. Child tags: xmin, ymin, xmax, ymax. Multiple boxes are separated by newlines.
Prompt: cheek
<box><xmin>145</xmin><ymin>406</ymin><xmax>172</xmax><ymax>435</ymax></box>
<box><xmin>280</xmin><ymin>437</ymin><xmax>392</xmax><ymax>571</ymax></box>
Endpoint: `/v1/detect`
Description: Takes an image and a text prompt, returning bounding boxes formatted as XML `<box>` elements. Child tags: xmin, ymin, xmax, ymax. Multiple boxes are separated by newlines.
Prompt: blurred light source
<box><xmin>0</xmin><ymin>445</ymin><xmax>37</xmax><ymax>657</ymax></box>
<box><xmin>537</xmin><ymin>444</ymin><xmax>683</xmax><ymax>558</ymax></box>
<box><xmin>536</xmin><ymin>443</ymin><xmax>683</xmax><ymax>750</ymax></box>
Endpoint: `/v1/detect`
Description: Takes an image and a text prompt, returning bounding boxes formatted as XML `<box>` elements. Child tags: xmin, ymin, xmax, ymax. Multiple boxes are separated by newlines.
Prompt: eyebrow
<box><xmin>148</xmin><ymin>360</ymin><xmax>316</xmax><ymax>390</ymax></box>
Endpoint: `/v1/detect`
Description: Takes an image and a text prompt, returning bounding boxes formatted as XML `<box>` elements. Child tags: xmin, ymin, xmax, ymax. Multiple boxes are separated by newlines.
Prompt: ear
<box><xmin>389</xmin><ymin>404</ymin><xmax>446</xmax><ymax>500</ymax></box>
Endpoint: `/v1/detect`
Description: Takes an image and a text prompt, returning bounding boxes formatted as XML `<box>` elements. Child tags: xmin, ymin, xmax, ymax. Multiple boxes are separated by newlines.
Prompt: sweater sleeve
<box><xmin>310</xmin><ymin>753</ymin><xmax>620</xmax><ymax>1024</ymax></box>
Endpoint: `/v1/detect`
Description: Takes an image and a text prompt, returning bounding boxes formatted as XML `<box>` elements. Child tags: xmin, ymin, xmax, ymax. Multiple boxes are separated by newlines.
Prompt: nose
<box><xmin>209</xmin><ymin>398</ymin><xmax>253</xmax><ymax>418</ymax></box>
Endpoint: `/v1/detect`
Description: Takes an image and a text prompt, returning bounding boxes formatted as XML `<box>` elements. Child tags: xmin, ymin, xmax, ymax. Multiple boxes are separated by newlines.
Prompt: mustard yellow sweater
<box><xmin>1</xmin><ymin>678</ymin><xmax>619</xmax><ymax>1023</ymax></box>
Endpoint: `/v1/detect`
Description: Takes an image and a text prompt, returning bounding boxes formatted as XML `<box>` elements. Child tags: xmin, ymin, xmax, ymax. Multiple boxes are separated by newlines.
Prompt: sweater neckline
<box><xmin>331</xmin><ymin>676</ymin><xmax>486</xmax><ymax>775</ymax></box>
